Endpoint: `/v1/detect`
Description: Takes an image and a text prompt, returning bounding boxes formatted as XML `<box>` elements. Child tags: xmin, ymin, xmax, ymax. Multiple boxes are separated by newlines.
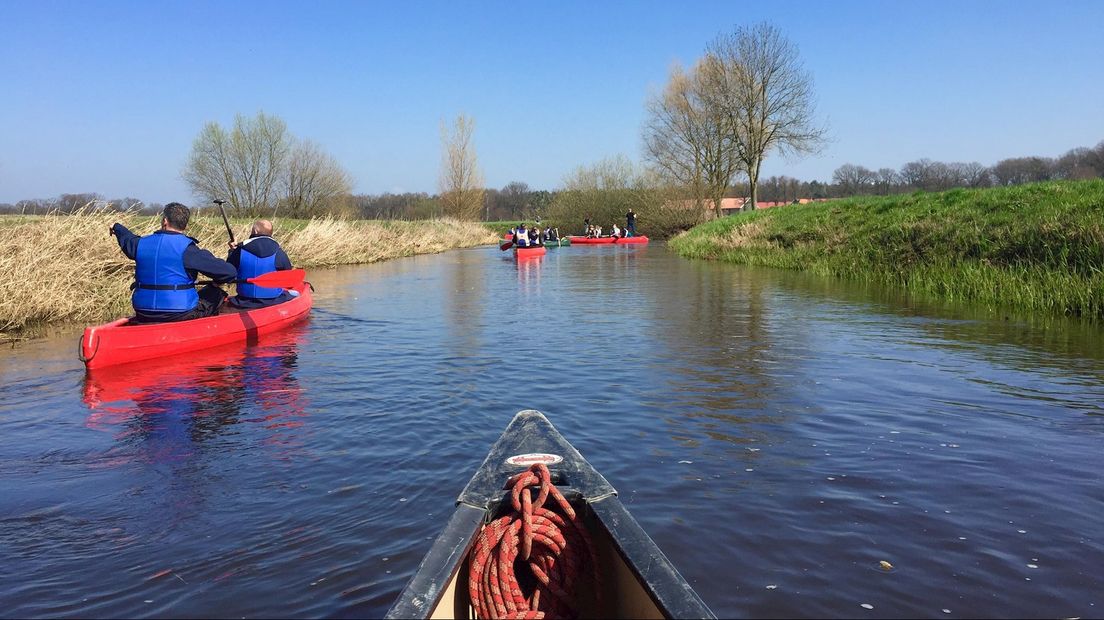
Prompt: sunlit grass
<box><xmin>669</xmin><ymin>179</ymin><xmax>1104</xmax><ymax>319</ymax></box>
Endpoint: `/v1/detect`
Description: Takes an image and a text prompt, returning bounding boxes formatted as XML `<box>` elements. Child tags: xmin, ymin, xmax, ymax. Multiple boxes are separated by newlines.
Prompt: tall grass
<box><xmin>0</xmin><ymin>211</ymin><xmax>498</xmax><ymax>332</ymax></box>
<box><xmin>669</xmin><ymin>179</ymin><xmax>1104</xmax><ymax>319</ymax></box>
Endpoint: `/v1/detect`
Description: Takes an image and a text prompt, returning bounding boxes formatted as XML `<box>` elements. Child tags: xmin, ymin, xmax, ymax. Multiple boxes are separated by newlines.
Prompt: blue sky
<box><xmin>1</xmin><ymin>0</ymin><xmax>1102</xmax><ymax>205</ymax></box>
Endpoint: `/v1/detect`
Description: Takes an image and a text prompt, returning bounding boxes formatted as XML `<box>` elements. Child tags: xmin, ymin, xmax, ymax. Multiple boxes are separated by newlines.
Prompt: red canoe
<box><xmin>566</xmin><ymin>235</ymin><xmax>649</xmax><ymax>245</ymax></box>
<box><xmin>514</xmin><ymin>246</ymin><xmax>547</xmax><ymax>259</ymax></box>
<box><xmin>79</xmin><ymin>282</ymin><xmax>313</xmax><ymax>370</ymax></box>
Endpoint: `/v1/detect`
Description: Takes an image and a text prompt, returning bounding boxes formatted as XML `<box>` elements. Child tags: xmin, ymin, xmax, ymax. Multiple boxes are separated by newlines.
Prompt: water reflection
<box><xmin>83</xmin><ymin>324</ymin><xmax>308</xmax><ymax>464</ymax></box>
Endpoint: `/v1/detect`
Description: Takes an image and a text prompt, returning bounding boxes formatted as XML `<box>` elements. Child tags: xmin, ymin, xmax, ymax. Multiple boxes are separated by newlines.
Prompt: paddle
<box><xmin>197</xmin><ymin>269</ymin><xmax>306</xmax><ymax>289</ymax></box>
<box><xmin>500</xmin><ymin>240</ymin><xmax>514</xmax><ymax>251</ymax></box>
<box><xmin>213</xmin><ymin>198</ymin><xmax>235</xmax><ymax>245</ymax></box>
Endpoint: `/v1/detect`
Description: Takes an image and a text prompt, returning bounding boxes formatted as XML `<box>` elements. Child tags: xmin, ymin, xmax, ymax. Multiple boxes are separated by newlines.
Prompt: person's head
<box><xmin>161</xmin><ymin>203</ymin><xmax>190</xmax><ymax>231</ymax></box>
<box><xmin>251</xmin><ymin>219</ymin><xmax>273</xmax><ymax>237</ymax></box>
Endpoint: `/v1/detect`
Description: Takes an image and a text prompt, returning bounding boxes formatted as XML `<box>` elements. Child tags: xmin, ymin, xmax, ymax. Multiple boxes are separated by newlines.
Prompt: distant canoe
<box><xmin>386</xmin><ymin>410</ymin><xmax>715</xmax><ymax>619</ymax></box>
<box><xmin>566</xmin><ymin>235</ymin><xmax>649</xmax><ymax>245</ymax></box>
<box><xmin>514</xmin><ymin>245</ymin><xmax>547</xmax><ymax>259</ymax></box>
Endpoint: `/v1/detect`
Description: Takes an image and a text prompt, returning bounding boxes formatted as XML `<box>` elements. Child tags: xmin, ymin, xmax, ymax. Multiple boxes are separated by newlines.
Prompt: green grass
<box><xmin>669</xmin><ymin>180</ymin><xmax>1104</xmax><ymax>319</ymax></box>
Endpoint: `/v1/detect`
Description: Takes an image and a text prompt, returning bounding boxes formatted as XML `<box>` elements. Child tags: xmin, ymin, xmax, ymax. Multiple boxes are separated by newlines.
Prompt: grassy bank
<box><xmin>0</xmin><ymin>211</ymin><xmax>499</xmax><ymax>332</ymax></box>
<box><xmin>669</xmin><ymin>179</ymin><xmax>1104</xmax><ymax>319</ymax></box>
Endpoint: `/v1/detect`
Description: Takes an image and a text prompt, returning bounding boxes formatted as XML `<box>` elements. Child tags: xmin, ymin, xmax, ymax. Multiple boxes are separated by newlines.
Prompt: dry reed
<box><xmin>0</xmin><ymin>211</ymin><xmax>498</xmax><ymax>332</ymax></box>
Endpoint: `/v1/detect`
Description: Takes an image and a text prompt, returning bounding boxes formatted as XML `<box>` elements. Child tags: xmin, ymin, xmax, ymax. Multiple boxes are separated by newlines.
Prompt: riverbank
<box><xmin>669</xmin><ymin>179</ymin><xmax>1104</xmax><ymax>319</ymax></box>
<box><xmin>0</xmin><ymin>212</ymin><xmax>499</xmax><ymax>332</ymax></box>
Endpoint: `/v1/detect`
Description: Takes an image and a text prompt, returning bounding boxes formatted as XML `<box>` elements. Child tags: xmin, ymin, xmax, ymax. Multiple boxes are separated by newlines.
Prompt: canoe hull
<box><xmin>566</xmin><ymin>235</ymin><xmax>649</xmax><ymax>245</ymax></box>
<box><xmin>513</xmin><ymin>246</ymin><xmax>547</xmax><ymax>258</ymax></box>
<box><xmin>79</xmin><ymin>282</ymin><xmax>313</xmax><ymax>369</ymax></box>
<box><xmin>386</xmin><ymin>410</ymin><xmax>714</xmax><ymax>619</ymax></box>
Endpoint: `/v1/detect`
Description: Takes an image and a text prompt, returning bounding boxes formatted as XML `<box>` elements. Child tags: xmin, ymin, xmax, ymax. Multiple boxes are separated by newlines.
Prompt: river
<box><xmin>1</xmin><ymin>243</ymin><xmax>1102</xmax><ymax>618</ymax></box>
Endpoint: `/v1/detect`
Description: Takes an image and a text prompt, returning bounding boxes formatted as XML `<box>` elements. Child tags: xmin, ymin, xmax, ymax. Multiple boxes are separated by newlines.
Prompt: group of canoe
<box><xmin>504</xmin><ymin>232</ymin><xmax>650</xmax><ymax>259</ymax></box>
<box><xmin>77</xmin><ymin>210</ymin><xmax>707</xmax><ymax>618</ymax></box>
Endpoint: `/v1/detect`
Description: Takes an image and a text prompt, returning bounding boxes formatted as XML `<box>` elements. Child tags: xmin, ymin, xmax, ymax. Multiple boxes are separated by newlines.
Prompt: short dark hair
<box><xmin>162</xmin><ymin>203</ymin><xmax>190</xmax><ymax>230</ymax></box>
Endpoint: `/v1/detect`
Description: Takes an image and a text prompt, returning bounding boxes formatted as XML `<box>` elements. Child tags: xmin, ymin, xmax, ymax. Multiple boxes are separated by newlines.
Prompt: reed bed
<box><xmin>669</xmin><ymin>179</ymin><xmax>1104</xmax><ymax>320</ymax></box>
<box><xmin>0</xmin><ymin>211</ymin><xmax>498</xmax><ymax>332</ymax></box>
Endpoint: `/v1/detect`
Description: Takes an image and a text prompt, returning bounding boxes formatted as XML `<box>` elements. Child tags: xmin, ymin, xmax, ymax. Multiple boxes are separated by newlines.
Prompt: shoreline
<box><xmin>668</xmin><ymin>179</ymin><xmax>1104</xmax><ymax>321</ymax></box>
<box><xmin>0</xmin><ymin>212</ymin><xmax>499</xmax><ymax>333</ymax></box>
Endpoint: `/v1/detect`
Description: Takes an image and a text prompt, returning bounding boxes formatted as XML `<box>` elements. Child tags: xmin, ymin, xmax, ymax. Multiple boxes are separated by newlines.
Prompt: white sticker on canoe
<box><xmin>505</xmin><ymin>453</ymin><xmax>563</xmax><ymax>466</ymax></box>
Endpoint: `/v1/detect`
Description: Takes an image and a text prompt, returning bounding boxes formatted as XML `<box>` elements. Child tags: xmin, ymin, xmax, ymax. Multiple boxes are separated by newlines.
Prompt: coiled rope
<box><xmin>468</xmin><ymin>463</ymin><xmax>599</xmax><ymax>619</ymax></box>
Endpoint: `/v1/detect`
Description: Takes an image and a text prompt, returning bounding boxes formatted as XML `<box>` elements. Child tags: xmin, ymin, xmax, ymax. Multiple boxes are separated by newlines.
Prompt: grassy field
<box><xmin>0</xmin><ymin>211</ymin><xmax>499</xmax><ymax>332</ymax></box>
<box><xmin>669</xmin><ymin>179</ymin><xmax>1104</xmax><ymax>320</ymax></box>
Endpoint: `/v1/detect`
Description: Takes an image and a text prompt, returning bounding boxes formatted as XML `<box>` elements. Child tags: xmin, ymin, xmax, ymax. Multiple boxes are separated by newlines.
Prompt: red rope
<box><xmin>467</xmin><ymin>463</ymin><xmax>599</xmax><ymax>619</ymax></box>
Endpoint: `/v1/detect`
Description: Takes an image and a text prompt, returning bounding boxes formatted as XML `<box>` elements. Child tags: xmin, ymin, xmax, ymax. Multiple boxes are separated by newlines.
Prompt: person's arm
<box><xmin>275</xmin><ymin>248</ymin><xmax>293</xmax><ymax>270</ymax></box>
<box><xmin>226</xmin><ymin>245</ymin><xmax>241</xmax><ymax>268</ymax></box>
<box><xmin>110</xmin><ymin>223</ymin><xmax>141</xmax><ymax>259</ymax></box>
<box><xmin>183</xmin><ymin>244</ymin><xmax>237</xmax><ymax>283</ymax></box>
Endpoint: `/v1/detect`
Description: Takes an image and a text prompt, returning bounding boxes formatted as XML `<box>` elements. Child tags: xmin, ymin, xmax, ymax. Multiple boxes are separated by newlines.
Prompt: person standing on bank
<box><xmin>110</xmin><ymin>203</ymin><xmax>237</xmax><ymax>323</ymax></box>
<box><xmin>625</xmin><ymin>209</ymin><xmax>637</xmax><ymax>237</ymax></box>
<box><xmin>226</xmin><ymin>219</ymin><xmax>296</xmax><ymax>309</ymax></box>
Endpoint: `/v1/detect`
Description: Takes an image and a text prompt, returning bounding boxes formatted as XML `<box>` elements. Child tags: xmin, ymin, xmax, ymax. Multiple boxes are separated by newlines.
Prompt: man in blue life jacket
<box><xmin>110</xmin><ymin>203</ymin><xmax>237</xmax><ymax>323</ymax></box>
<box><xmin>226</xmin><ymin>219</ymin><xmax>295</xmax><ymax>309</ymax></box>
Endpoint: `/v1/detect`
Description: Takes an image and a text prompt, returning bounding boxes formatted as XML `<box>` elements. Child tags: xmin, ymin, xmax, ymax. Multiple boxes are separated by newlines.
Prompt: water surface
<box><xmin>2</xmin><ymin>243</ymin><xmax>1102</xmax><ymax>618</ymax></box>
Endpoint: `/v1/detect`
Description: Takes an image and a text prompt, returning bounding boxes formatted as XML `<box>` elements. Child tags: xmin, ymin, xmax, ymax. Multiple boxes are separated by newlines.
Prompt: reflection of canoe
<box><xmin>566</xmin><ymin>235</ymin><xmax>649</xmax><ymax>245</ymax></box>
<box><xmin>513</xmin><ymin>246</ymin><xmax>547</xmax><ymax>259</ymax></box>
<box><xmin>387</xmin><ymin>410</ymin><xmax>714</xmax><ymax>619</ymax></box>
<box><xmin>79</xmin><ymin>282</ymin><xmax>312</xmax><ymax>369</ymax></box>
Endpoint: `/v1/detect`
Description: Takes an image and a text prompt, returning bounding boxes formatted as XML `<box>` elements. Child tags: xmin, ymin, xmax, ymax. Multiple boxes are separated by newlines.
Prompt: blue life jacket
<box><xmin>133</xmin><ymin>233</ymin><xmax>199</xmax><ymax>312</ymax></box>
<box><xmin>236</xmin><ymin>245</ymin><xmax>283</xmax><ymax>299</ymax></box>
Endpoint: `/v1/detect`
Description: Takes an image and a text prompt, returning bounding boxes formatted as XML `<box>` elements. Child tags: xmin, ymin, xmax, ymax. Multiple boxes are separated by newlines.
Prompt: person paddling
<box><xmin>110</xmin><ymin>203</ymin><xmax>236</xmax><ymax>323</ymax></box>
<box><xmin>226</xmin><ymin>219</ymin><xmax>296</xmax><ymax>309</ymax></box>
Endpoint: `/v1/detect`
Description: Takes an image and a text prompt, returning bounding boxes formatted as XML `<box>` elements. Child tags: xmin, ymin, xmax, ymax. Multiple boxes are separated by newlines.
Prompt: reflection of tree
<box><xmin>442</xmin><ymin>249</ymin><xmax>487</xmax><ymax>352</ymax></box>
<box><xmin>646</xmin><ymin>258</ymin><xmax>805</xmax><ymax>446</ymax></box>
<box><xmin>767</xmin><ymin>268</ymin><xmax>1104</xmax><ymax>374</ymax></box>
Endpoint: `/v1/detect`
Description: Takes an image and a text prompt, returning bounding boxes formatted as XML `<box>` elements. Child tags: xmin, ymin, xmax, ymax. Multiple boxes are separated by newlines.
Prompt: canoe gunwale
<box><xmin>385</xmin><ymin>410</ymin><xmax>715</xmax><ymax>619</ymax></box>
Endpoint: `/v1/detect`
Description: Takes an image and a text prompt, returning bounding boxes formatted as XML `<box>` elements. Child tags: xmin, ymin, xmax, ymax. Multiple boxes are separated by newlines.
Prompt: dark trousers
<box><xmin>133</xmin><ymin>285</ymin><xmax>227</xmax><ymax>323</ymax></box>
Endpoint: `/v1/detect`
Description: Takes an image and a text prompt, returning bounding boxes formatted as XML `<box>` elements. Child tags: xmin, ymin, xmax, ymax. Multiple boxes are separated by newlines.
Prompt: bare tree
<box><xmin>643</xmin><ymin>60</ymin><xmax>740</xmax><ymax>218</ymax></box>
<box><xmin>874</xmin><ymin>168</ymin><xmax>899</xmax><ymax>194</ymax></box>
<box><xmin>439</xmin><ymin>114</ymin><xmax>485</xmax><ymax>221</ymax></box>
<box><xmin>183</xmin><ymin>111</ymin><xmax>291</xmax><ymax>214</ymax></box>
<box><xmin>706</xmin><ymin>23</ymin><xmax>826</xmax><ymax>210</ymax></box>
<box><xmin>280</xmin><ymin>139</ymin><xmax>354</xmax><ymax>217</ymax></box>
<box><xmin>832</xmin><ymin>164</ymin><xmax>875</xmax><ymax>196</ymax></box>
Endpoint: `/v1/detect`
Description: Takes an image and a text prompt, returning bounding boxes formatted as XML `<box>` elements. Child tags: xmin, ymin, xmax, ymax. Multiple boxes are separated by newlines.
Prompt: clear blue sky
<box><xmin>2</xmin><ymin>0</ymin><xmax>1102</xmax><ymax>205</ymax></box>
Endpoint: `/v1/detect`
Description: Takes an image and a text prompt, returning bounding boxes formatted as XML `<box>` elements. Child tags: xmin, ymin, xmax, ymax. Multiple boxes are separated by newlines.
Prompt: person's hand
<box><xmin>228</xmin><ymin>240</ymin><xmax>241</xmax><ymax>250</ymax></box>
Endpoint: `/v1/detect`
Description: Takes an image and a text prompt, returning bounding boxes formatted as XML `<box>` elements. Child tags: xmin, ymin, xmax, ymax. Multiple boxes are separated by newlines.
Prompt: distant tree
<box><xmin>55</xmin><ymin>193</ymin><xmax>104</xmax><ymax>213</ymax></box>
<box><xmin>705</xmin><ymin>22</ymin><xmax>826</xmax><ymax>210</ymax></box>
<box><xmin>439</xmin><ymin>114</ymin><xmax>485</xmax><ymax>220</ymax></box>
<box><xmin>280</xmin><ymin>139</ymin><xmax>354</xmax><ymax>217</ymax></box>
<box><xmin>990</xmin><ymin>157</ymin><xmax>1054</xmax><ymax>186</ymax></box>
<box><xmin>900</xmin><ymin>159</ymin><xmax>937</xmax><ymax>190</ymax></box>
<box><xmin>874</xmin><ymin>168</ymin><xmax>899</xmax><ymax>195</ymax></box>
<box><xmin>643</xmin><ymin>59</ymin><xmax>740</xmax><ymax>218</ymax></box>
<box><xmin>832</xmin><ymin>164</ymin><xmax>875</xmax><ymax>196</ymax></box>
<box><xmin>499</xmin><ymin>181</ymin><xmax>532</xmax><ymax>220</ymax></box>
<box><xmin>183</xmin><ymin>112</ymin><xmax>291</xmax><ymax>214</ymax></box>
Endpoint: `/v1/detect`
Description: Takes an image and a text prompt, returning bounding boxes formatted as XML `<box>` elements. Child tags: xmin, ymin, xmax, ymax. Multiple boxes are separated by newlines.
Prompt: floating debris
<box><xmin>678</xmin><ymin>460</ymin><xmax>693</xmax><ymax>464</ymax></box>
<box><xmin>879</xmin><ymin>560</ymin><xmax>894</xmax><ymax>571</ymax></box>
<box><xmin>942</xmin><ymin>609</ymin><xmax>951</xmax><ymax>614</ymax></box>
<box><xmin>861</xmin><ymin>603</ymin><xmax>874</xmax><ymax>610</ymax></box>
<box><xmin>1027</xmin><ymin>563</ymin><xmax>1038</xmax><ymax>569</ymax></box>
<box><xmin>766</xmin><ymin>584</ymin><xmax>778</xmax><ymax>590</ymax></box>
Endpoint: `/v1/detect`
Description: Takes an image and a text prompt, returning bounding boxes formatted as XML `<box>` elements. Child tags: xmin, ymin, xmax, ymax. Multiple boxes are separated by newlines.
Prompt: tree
<box><xmin>183</xmin><ymin>112</ymin><xmax>291</xmax><ymax>214</ymax></box>
<box><xmin>706</xmin><ymin>22</ymin><xmax>826</xmax><ymax>210</ymax></box>
<box><xmin>439</xmin><ymin>114</ymin><xmax>485</xmax><ymax>221</ymax></box>
<box><xmin>832</xmin><ymin>164</ymin><xmax>875</xmax><ymax>196</ymax></box>
<box><xmin>874</xmin><ymin>168</ymin><xmax>899</xmax><ymax>195</ymax></box>
<box><xmin>280</xmin><ymin>139</ymin><xmax>353</xmax><ymax>217</ymax></box>
<box><xmin>643</xmin><ymin>60</ymin><xmax>740</xmax><ymax>218</ymax></box>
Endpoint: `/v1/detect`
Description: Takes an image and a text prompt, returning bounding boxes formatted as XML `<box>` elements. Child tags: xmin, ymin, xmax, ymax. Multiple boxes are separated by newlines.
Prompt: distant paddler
<box><xmin>110</xmin><ymin>202</ymin><xmax>236</xmax><ymax>323</ymax></box>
